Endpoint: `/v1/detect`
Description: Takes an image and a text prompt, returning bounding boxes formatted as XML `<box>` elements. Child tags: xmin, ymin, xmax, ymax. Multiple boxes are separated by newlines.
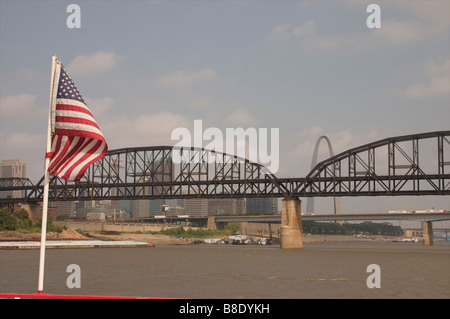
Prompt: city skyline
<box><xmin>0</xmin><ymin>1</ymin><xmax>449</xmax><ymax>214</ymax></box>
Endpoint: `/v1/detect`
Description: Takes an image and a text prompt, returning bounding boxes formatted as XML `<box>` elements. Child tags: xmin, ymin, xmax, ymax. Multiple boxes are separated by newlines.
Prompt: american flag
<box><xmin>46</xmin><ymin>62</ymin><xmax>108</xmax><ymax>181</ymax></box>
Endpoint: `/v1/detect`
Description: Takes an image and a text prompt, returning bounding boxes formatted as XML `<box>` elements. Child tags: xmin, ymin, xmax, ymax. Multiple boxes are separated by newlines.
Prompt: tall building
<box><xmin>76</xmin><ymin>200</ymin><xmax>115</xmax><ymax>219</ymax></box>
<box><xmin>129</xmin><ymin>153</ymin><xmax>174</xmax><ymax>218</ymax></box>
<box><xmin>246</xmin><ymin>198</ymin><xmax>279</xmax><ymax>215</ymax></box>
<box><xmin>75</xmin><ymin>200</ymin><xmax>99</xmax><ymax>219</ymax></box>
<box><xmin>51</xmin><ymin>201</ymin><xmax>75</xmax><ymax>218</ymax></box>
<box><xmin>184</xmin><ymin>198</ymin><xmax>209</xmax><ymax>217</ymax></box>
<box><xmin>0</xmin><ymin>159</ymin><xmax>26</xmax><ymax>198</ymax></box>
<box><xmin>184</xmin><ymin>198</ymin><xmax>246</xmax><ymax>216</ymax></box>
<box><xmin>132</xmin><ymin>199</ymin><xmax>151</xmax><ymax>218</ymax></box>
<box><xmin>208</xmin><ymin>198</ymin><xmax>246</xmax><ymax>216</ymax></box>
<box><xmin>162</xmin><ymin>199</ymin><xmax>185</xmax><ymax>217</ymax></box>
<box><xmin>149</xmin><ymin>199</ymin><xmax>164</xmax><ymax>216</ymax></box>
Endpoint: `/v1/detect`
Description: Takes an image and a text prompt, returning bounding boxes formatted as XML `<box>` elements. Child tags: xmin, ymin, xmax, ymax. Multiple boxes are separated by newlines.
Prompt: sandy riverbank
<box><xmin>0</xmin><ymin>229</ymin><xmax>195</xmax><ymax>245</ymax></box>
<box><xmin>92</xmin><ymin>233</ymin><xmax>401</xmax><ymax>244</ymax></box>
<box><xmin>93</xmin><ymin>235</ymin><xmax>403</xmax><ymax>246</ymax></box>
<box><xmin>91</xmin><ymin>232</ymin><xmax>196</xmax><ymax>245</ymax></box>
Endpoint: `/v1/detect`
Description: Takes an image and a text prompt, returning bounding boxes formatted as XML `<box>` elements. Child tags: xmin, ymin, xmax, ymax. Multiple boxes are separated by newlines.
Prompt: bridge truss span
<box><xmin>293</xmin><ymin>131</ymin><xmax>450</xmax><ymax>197</ymax></box>
<box><xmin>3</xmin><ymin>146</ymin><xmax>282</xmax><ymax>203</ymax></box>
<box><xmin>0</xmin><ymin>131</ymin><xmax>449</xmax><ymax>203</ymax></box>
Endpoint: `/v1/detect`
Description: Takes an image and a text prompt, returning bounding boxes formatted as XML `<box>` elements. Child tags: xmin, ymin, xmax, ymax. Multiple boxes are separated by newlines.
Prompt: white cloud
<box><xmin>103</xmin><ymin>111</ymin><xmax>193</xmax><ymax>149</ymax></box>
<box><xmin>0</xmin><ymin>132</ymin><xmax>46</xmax><ymax>181</ymax></box>
<box><xmin>266</xmin><ymin>2</ymin><xmax>449</xmax><ymax>54</ymax></box>
<box><xmin>0</xmin><ymin>67</ymin><xmax>40</xmax><ymax>94</ymax></box>
<box><xmin>154</xmin><ymin>68</ymin><xmax>217</xmax><ymax>87</ymax></box>
<box><xmin>267</xmin><ymin>19</ymin><xmax>369</xmax><ymax>54</ymax></box>
<box><xmin>363</xmin><ymin>1</ymin><xmax>449</xmax><ymax>45</ymax></box>
<box><xmin>373</xmin><ymin>20</ymin><xmax>429</xmax><ymax>44</ymax></box>
<box><xmin>398</xmin><ymin>60</ymin><xmax>450</xmax><ymax>99</ymax></box>
<box><xmin>1</xmin><ymin>132</ymin><xmax>44</xmax><ymax>154</ymax></box>
<box><xmin>84</xmin><ymin>97</ymin><xmax>115</xmax><ymax>117</ymax></box>
<box><xmin>223</xmin><ymin>109</ymin><xmax>262</xmax><ymax>128</ymax></box>
<box><xmin>266</xmin><ymin>24</ymin><xmax>296</xmax><ymax>44</ymax></box>
<box><xmin>0</xmin><ymin>93</ymin><xmax>44</xmax><ymax>117</ymax></box>
<box><xmin>401</xmin><ymin>1</ymin><xmax>450</xmax><ymax>32</ymax></box>
<box><xmin>0</xmin><ymin>94</ymin><xmax>46</xmax><ymax>181</ymax></box>
<box><xmin>67</xmin><ymin>51</ymin><xmax>123</xmax><ymax>77</ymax></box>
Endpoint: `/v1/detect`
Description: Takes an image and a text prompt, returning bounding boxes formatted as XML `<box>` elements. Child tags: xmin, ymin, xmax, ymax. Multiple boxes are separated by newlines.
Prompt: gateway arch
<box><xmin>306</xmin><ymin>136</ymin><xmax>341</xmax><ymax>215</ymax></box>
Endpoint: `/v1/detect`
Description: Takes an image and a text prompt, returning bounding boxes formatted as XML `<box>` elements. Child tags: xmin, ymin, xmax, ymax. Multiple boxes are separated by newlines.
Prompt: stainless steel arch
<box><xmin>306</xmin><ymin>136</ymin><xmax>341</xmax><ymax>214</ymax></box>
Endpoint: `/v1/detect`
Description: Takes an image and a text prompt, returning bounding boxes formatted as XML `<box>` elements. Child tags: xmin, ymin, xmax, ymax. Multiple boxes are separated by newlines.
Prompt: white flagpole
<box><xmin>37</xmin><ymin>55</ymin><xmax>58</xmax><ymax>294</ymax></box>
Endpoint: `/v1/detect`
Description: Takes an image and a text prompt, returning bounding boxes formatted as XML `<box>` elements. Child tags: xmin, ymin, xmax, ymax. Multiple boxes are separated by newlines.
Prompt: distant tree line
<box><xmin>302</xmin><ymin>221</ymin><xmax>403</xmax><ymax>236</ymax></box>
<box><xmin>0</xmin><ymin>207</ymin><xmax>403</xmax><ymax>237</ymax></box>
<box><xmin>0</xmin><ymin>208</ymin><xmax>64</xmax><ymax>233</ymax></box>
<box><xmin>0</xmin><ymin>208</ymin><xmax>32</xmax><ymax>231</ymax></box>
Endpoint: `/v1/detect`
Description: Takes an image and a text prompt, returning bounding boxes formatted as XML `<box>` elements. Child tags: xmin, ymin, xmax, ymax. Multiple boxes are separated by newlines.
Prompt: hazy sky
<box><xmin>0</xmin><ymin>0</ymin><xmax>449</xmax><ymax>214</ymax></box>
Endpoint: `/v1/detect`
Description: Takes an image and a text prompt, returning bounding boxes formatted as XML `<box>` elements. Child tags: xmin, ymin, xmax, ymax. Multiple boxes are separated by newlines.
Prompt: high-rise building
<box><xmin>208</xmin><ymin>198</ymin><xmax>246</xmax><ymax>216</ymax></box>
<box><xmin>184</xmin><ymin>198</ymin><xmax>246</xmax><ymax>216</ymax></box>
<box><xmin>129</xmin><ymin>153</ymin><xmax>174</xmax><ymax>218</ymax></box>
<box><xmin>149</xmin><ymin>199</ymin><xmax>164</xmax><ymax>216</ymax></box>
<box><xmin>75</xmin><ymin>200</ymin><xmax>99</xmax><ymax>219</ymax></box>
<box><xmin>131</xmin><ymin>199</ymin><xmax>151</xmax><ymax>218</ymax></box>
<box><xmin>75</xmin><ymin>200</ymin><xmax>115</xmax><ymax>219</ymax></box>
<box><xmin>0</xmin><ymin>159</ymin><xmax>26</xmax><ymax>198</ymax></box>
<box><xmin>246</xmin><ymin>198</ymin><xmax>279</xmax><ymax>215</ymax></box>
<box><xmin>184</xmin><ymin>198</ymin><xmax>209</xmax><ymax>217</ymax></box>
<box><xmin>50</xmin><ymin>201</ymin><xmax>75</xmax><ymax>218</ymax></box>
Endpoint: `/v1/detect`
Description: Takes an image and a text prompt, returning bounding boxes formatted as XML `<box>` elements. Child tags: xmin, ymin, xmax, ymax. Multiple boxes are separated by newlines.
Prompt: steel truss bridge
<box><xmin>1</xmin><ymin>131</ymin><xmax>449</xmax><ymax>204</ymax></box>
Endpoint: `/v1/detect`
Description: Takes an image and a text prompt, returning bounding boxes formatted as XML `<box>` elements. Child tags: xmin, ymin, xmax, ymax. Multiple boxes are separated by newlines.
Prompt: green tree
<box><xmin>223</xmin><ymin>223</ymin><xmax>240</xmax><ymax>235</ymax></box>
<box><xmin>13</xmin><ymin>209</ymin><xmax>32</xmax><ymax>229</ymax></box>
<box><xmin>0</xmin><ymin>208</ymin><xmax>18</xmax><ymax>230</ymax></box>
<box><xmin>13</xmin><ymin>208</ymin><xmax>29</xmax><ymax>220</ymax></box>
<box><xmin>34</xmin><ymin>217</ymin><xmax>65</xmax><ymax>233</ymax></box>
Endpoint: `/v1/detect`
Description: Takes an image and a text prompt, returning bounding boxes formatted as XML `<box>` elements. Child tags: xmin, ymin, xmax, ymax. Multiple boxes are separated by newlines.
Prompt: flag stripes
<box><xmin>46</xmin><ymin>61</ymin><xmax>107</xmax><ymax>181</ymax></box>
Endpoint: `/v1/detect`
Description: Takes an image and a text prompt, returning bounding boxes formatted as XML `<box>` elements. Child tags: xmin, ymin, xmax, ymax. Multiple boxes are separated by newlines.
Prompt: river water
<box><xmin>1</xmin><ymin>241</ymin><xmax>449</xmax><ymax>299</ymax></box>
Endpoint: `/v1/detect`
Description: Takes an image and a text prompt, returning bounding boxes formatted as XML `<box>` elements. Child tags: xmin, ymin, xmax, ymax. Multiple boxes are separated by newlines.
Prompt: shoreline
<box><xmin>0</xmin><ymin>228</ymin><xmax>413</xmax><ymax>248</ymax></box>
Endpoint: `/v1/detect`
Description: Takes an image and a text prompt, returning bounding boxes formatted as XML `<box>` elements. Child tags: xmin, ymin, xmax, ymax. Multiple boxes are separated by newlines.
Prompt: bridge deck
<box><xmin>214</xmin><ymin>213</ymin><xmax>450</xmax><ymax>223</ymax></box>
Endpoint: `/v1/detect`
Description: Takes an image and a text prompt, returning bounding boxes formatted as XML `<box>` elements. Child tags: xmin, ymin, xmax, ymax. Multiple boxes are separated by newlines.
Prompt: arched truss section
<box><xmin>293</xmin><ymin>131</ymin><xmax>450</xmax><ymax>197</ymax></box>
<box><xmin>1</xmin><ymin>131</ymin><xmax>449</xmax><ymax>203</ymax></box>
<box><xmin>306</xmin><ymin>136</ymin><xmax>341</xmax><ymax>214</ymax></box>
<box><xmin>16</xmin><ymin>146</ymin><xmax>282</xmax><ymax>202</ymax></box>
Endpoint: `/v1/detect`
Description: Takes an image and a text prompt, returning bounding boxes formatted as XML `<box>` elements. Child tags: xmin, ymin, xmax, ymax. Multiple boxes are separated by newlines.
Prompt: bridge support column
<box><xmin>422</xmin><ymin>221</ymin><xmax>433</xmax><ymax>246</ymax></box>
<box><xmin>280</xmin><ymin>197</ymin><xmax>303</xmax><ymax>249</ymax></box>
<box><xmin>207</xmin><ymin>216</ymin><xmax>216</xmax><ymax>230</ymax></box>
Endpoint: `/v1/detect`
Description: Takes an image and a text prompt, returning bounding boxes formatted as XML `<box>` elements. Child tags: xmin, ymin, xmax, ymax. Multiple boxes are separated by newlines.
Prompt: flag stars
<box><xmin>56</xmin><ymin>67</ymin><xmax>86</xmax><ymax>103</ymax></box>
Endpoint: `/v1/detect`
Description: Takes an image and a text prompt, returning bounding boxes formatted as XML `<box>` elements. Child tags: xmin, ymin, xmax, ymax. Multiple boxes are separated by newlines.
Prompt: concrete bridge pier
<box><xmin>20</xmin><ymin>203</ymin><xmax>42</xmax><ymax>223</ymax></box>
<box><xmin>207</xmin><ymin>216</ymin><xmax>217</xmax><ymax>230</ymax></box>
<box><xmin>280</xmin><ymin>197</ymin><xmax>303</xmax><ymax>249</ymax></box>
<box><xmin>422</xmin><ymin>221</ymin><xmax>433</xmax><ymax>246</ymax></box>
